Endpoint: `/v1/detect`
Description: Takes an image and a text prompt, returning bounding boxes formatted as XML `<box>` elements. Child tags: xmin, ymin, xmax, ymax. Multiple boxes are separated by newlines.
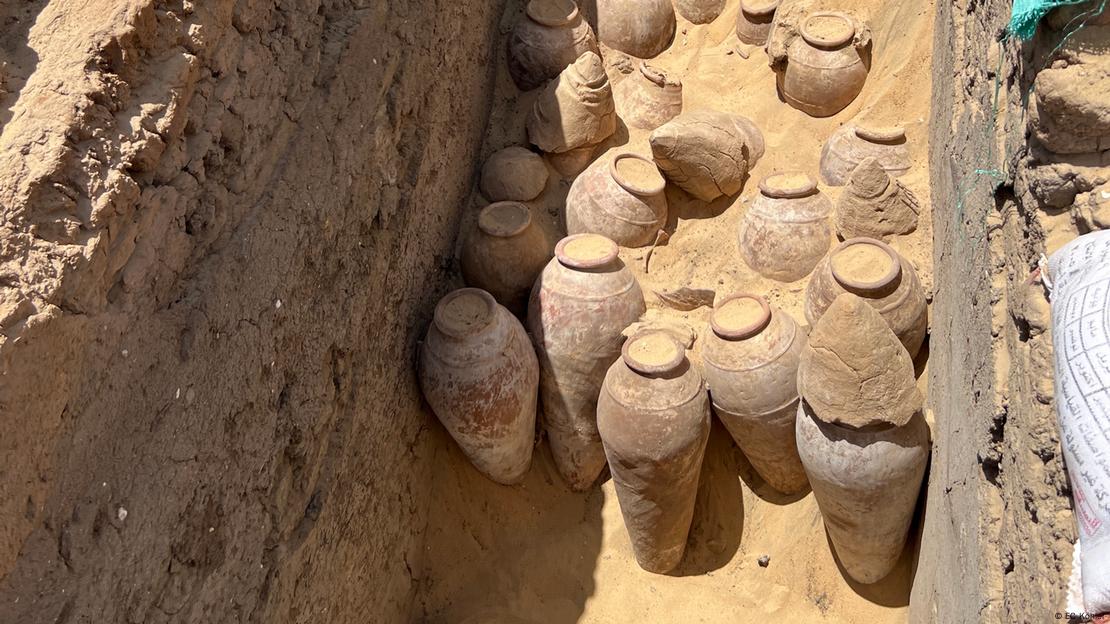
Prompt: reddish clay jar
<box><xmin>508</xmin><ymin>0</ymin><xmax>600</xmax><ymax>91</ymax></box>
<box><xmin>804</xmin><ymin>238</ymin><xmax>928</xmax><ymax>357</ymax></box>
<box><xmin>597</xmin><ymin>331</ymin><xmax>711</xmax><ymax>573</ymax></box>
<box><xmin>820</xmin><ymin>125</ymin><xmax>912</xmax><ymax>186</ymax></box>
<box><xmin>460</xmin><ymin>202</ymin><xmax>551</xmax><ymax>316</ymax></box>
<box><xmin>615</xmin><ymin>63</ymin><xmax>683</xmax><ymax>130</ymax></box>
<box><xmin>701</xmin><ymin>294</ymin><xmax>809</xmax><ymax>494</ymax></box>
<box><xmin>778</xmin><ymin>12</ymin><xmax>869</xmax><ymax>117</ymax></box>
<box><xmin>737</xmin><ymin>172</ymin><xmax>833</xmax><ymax>282</ymax></box>
<box><xmin>596</xmin><ymin>0</ymin><xmax>676</xmax><ymax>59</ymax></box>
<box><xmin>527</xmin><ymin>234</ymin><xmax>647</xmax><ymax>490</ymax></box>
<box><xmin>566</xmin><ymin>153</ymin><xmax>668</xmax><ymax>247</ymax></box>
<box><xmin>419</xmin><ymin>288</ymin><xmax>539</xmax><ymax>485</ymax></box>
<box><xmin>735</xmin><ymin>0</ymin><xmax>781</xmax><ymax>46</ymax></box>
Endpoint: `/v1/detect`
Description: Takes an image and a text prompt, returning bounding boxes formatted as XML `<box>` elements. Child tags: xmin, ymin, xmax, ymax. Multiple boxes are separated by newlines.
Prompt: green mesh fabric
<box><xmin>1008</xmin><ymin>0</ymin><xmax>1090</xmax><ymax>39</ymax></box>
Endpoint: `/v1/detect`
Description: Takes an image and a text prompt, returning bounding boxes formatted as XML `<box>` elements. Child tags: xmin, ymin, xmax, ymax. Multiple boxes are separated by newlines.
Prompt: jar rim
<box><xmin>609</xmin><ymin>153</ymin><xmax>666</xmax><ymax>196</ymax></box>
<box><xmin>829</xmin><ymin>238</ymin><xmax>902</xmax><ymax>294</ymax></box>
<box><xmin>433</xmin><ymin>288</ymin><xmax>497</xmax><ymax>339</ymax></box>
<box><xmin>759</xmin><ymin>171</ymin><xmax>818</xmax><ymax>198</ymax></box>
<box><xmin>800</xmin><ymin>12</ymin><xmax>856</xmax><ymax>49</ymax></box>
<box><xmin>711</xmin><ymin>293</ymin><xmax>772</xmax><ymax>340</ymax></box>
<box><xmin>478</xmin><ymin>201</ymin><xmax>533</xmax><ymax>238</ymax></box>
<box><xmin>555</xmin><ymin>233</ymin><xmax>619</xmax><ymax>269</ymax></box>
<box><xmin>526</xmin><ymin>0</ymin><xmax>579</xmax><ymax>27</ymax></box>
<box><xmin>622</xmin><ymin>331</ymin><xmax>685</xmax><ymax>375</ymax></box>
<box><xmin>854</xmin><ymin>125</ymin><xmax>906</xmax><ymax>143</ymax></box>
<box><xmin>741</xmin><ymin>0</ymin><xmax>781</xmax><ymax>17</ymax></box>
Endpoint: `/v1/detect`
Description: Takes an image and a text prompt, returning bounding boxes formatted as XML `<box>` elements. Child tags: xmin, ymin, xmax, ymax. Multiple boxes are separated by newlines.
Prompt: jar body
<box><xmin>702</xmin><ymin>309</ymin><xmax>808</xmax><ymax>494</ymax></box>
<box><xmin>779</xmin><ymin>38</ymin><xmax>868</xmax><ymax>117</ymax></box>
<box><xmin>596</xmin><ymin>0</ymin><xmax>676</xmax><ymax>59</ymax></box>
<box><xmin>796</xmin><ymin>402</ymin><xmax>929</xmax><ymax>583</ymax></box>
<box><xmin>674</xmin><ymin>0</ymin><xmax>726</xmax><ymax>25</ymax></box>
<box><xmin>614</xmin><ymin>66</ymin><xmax>683</xmax><ymax>130</ymax></box>
<box><xmin>597</xmin><ymin>359</ymin><xmax>710</xmax><ymax>573</ymax></box>
<box><xmin>419</xmin><ymin>300</ymin><xmax>539</xmax><ymax>485</ymax></box>
<box><xmin>527</xmin><ymin>257</ymin><xmax>647</xmax><ymax>490</ymax></box>
<box><xmin>738</xmin><ymin>192</ymin><xmax>832</xmax><ymax>282</ymax></box>
<box><xmin>735</xmin><ymin>3</ymin><xmax>778</xmax><ymax>46</ymax></box>
<box><xmin>460</xmin><ymin>217</ymin><xmax>551</xmax><ymax>316</ymax></box>
<box><xmin>508</xmin><ymin>7</ymin><xmax>600</xmax><ymax>91</ymax></box>
<box><xmin>566</xmin><ymin>156</ymin><xmax>668</xmax><ymax>247</ymax></box>
<box><xmin>819</xmin><ymin>125</ymin><xmax>911</xmax><ymax>186</ymax></box>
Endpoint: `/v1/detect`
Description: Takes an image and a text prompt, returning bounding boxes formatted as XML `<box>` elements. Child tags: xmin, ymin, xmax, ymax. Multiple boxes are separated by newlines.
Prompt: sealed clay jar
<box><xmin>528</xmin><ymin>52</ymin><xmax>617</xmax><ymax>175</ymax></box>
<box><xmin>419</xmin><ymin>288</ymin><xmax>539</xmax><ymax>485</ymax></box>
<box><xmin>615</xmin><ymin>63</ymin><xmax>683</xmax><ymax>130</ymax></box>
<box><xmin>460</xmin><ymin>202</ymin><xmax>551</xmax><ymax>316</ymax></box>
<box><xmin>778</xmin><ymin>12</ymin><xmax>869</xmax><ymax>117</ymax></box>
<box><xmin>820</xmin><ymin>125</ymin><xmax>911</xmax><ymax>186</ymax></box>
<box><xmin>804</xmin><ymin>238</ymin><xmax>928</xmax><ymax>358</ymax></box>
<box><xmin>566</xmin><ymin>153</ymin><xmax>668</xmax><ymax>247</ymax></box>
<box><xmin>737</xmin><ymin>172</ymin><xmax>833</xmax><ymax>282</ymax></box>
<box><xmin>650</xmin><ymin>110</ymin><xmax>764</xmax><ymax>202</ymax></box>
<box><xmin>508</xmin><ymin>0</ymin><xmax>600</xmax><ymax>91</ymax></box>
<box><xmin>674</xmin><ymin>0</ymin><xmax>726</xmax><ymax>25</ymax></box>
<box><xmin>735</xmin><ymin>0</ymin><xmax>781</xmax><ymax>46</ymax></box>
<box><xmin>835</xmin><ymin>157</ymin><xmax>920</xmax><ymax>241</ymax></box>
<box><xmin>479</xmin><ymin>146</ymin><xmax>550</xmax><ymax>202</ymax></box>
<box><xmin>702</xmin><ymin>294</ymin><xmax>808</xmax><ymax>494</ymax></box>
<box><xmin>527</xmin><ymin>234</ymin><xmax>647</xmax><ymax>490</ymax></box>
<box><xmin>796</xmin><ymin>401</ymin><xmax>929</xmax><ymax>584</ymax></box>
<box><xmin>596</xmin><ymin>0</ymin><xmax>676</xmax><ymax>59</ymax></box>
<box><xmin>597</xmin><ymin>331</ymin><xmax>711</xmax><ymax>573</ymax></box>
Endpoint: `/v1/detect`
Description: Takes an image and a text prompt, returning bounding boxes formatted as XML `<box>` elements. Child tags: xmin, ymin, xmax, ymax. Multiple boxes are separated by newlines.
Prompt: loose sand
<box><xmin>423</xmin><ymin>0</ymin><xmax>937</xmax><ymax>621</ymax></box>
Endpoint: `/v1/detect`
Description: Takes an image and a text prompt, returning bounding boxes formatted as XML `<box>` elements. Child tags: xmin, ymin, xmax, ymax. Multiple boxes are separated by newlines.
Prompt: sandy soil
<box><xmin>419</xmin><ymin>0</ymin><xmax>937</xmax><ymax>621</ymax></box>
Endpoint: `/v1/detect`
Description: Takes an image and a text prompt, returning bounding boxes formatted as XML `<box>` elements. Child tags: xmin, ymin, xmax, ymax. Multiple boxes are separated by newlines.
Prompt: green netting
<box><xmin>1008</xmin><ymin>0</ymin><xmax>1090</xmax><ymax>39</ymax></box>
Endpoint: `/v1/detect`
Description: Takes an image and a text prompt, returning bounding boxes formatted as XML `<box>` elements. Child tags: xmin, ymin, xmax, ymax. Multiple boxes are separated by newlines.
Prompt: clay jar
<box><xmin>796</xmin><ymin>401</ymin><xmax>929</xmax><ymax>584</ymax></box>
<box><xmin>778</xmin><ymin>12</ymin><xmax>869</xmax><ymax>117</ymax></box>
<box><xmin>527</xmin><ymin>51</ymin><xmax>617</xmax><ymax>176</ymax></box>
<box><xmin>508</xmin><ymin>0</ymin><xmax>600</xmax><ymax>91</ymax></box>
<box><xmin>527</xmin><ymin>234</ymin><xmax>647</xmax><ymax>490</ymax></box>
<box><xmin>702</xmin><ymin>294</ymin><xmax>808</xmax><ymax>494</ymax></box>
<box><xmin>480</xmin><ymin>147</ymin><xmax>549</xmax><ymax>202</ymax></box>
<box><xmin>460</xmin><ymin>202</ymin><xmax>551</xmax><ymax>316</ymax></box>
<box><xmin>674</xmin><ymin>0</ymin><xmax>726</xmax><ymax>25</ymax></box>
<box><xmin>615</xmin><ymin>63</ymin><xmax>683</xmax><ymax>130</ymax></box>
<box><xmin>820</xmin><ymin>125</ymin><xmax>911</xmax><ymax>186</ymax></box>
<box><xmin>419</xmin><ymin>288</ymin><xmax>539</xmax><ymax>485</ymax></box>
<box><xmin>597</xmin><ymin>331</ymin><xmax>711</xmax><ymax>573</ymax></box>
<box><xmin>735</xmin><ymin>0</ymin><xmax>781</xmax><ymax>46</ymax></box>
<box><xmin>596</xmin><ymin>0</ymin><xmax>676</xmax><ymax>59</ymax></box>
<box><xmin>804</xmin><ymin>238</ymin><xmax>928</xmax><ymax>357</ymax></box>
<box><xmin>566</xmin><ymin>153</ymin><xmax>668</xmax><ymax>247</ymax></box>
<box><xmin>737</xmin><ymin>172</ymin><xmax>833</xmax><ymax>282</ymax></box>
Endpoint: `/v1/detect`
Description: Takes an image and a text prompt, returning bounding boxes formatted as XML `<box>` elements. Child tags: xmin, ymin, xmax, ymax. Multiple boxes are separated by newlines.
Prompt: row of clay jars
<box><xmin>508</xmin><ymin>0</ymin><xmax>599</xmax><ymax>91</ymax></box>
<box><xmin>701</xmin><ymin>294</ymin><xmax>808</xmax><ymax>494</ymax></box>
<box><xmin>460</xmin><ymin>201</ymin><xmax>551</xmax><ymax>316</ymax></box>
<box><xmin>566</xmin><ymin>153</ymin><xmax>668</xmax><ymax>247</ymax></box>
<box><xmin>737</xmin><ymin>172</ymin><xmax>832</xmax><ymax>282</ymax></box>
<box><xmin>735</xmin><ymin>0</ymin><xmax>781</xmax><ymax>46</ymax></box>
<box><xmin>778</xmin><ymin>12</ymin><xmax>869</xmax><ymax>118</ymax></box>
<box><xmin>820</xmin><ymin>125</ymin><xmax>911</xmax><ymax>186</ymax></box>
<box><xmin>598</xmin><ymin>330</ymin><xmax>710</xmax><ymax>573</ymax></box>
<box><xmin>418</xmin><ymin>288</ymin><xmax>539</xmax><ymax>485</ymax></box>
<box><xmin>529</xmin><ymin>234</ymin><xmax>647</xmax><ymax>490</ymax></box>
<box><xmin>596</xmin><ymin>0</ymin><xmax>675</xmax><ymax>59</ymax></box>
<box><xmin>804</xmin><ymin>237</ymin><xmax>928</xmax><ymax>358</ymax></box>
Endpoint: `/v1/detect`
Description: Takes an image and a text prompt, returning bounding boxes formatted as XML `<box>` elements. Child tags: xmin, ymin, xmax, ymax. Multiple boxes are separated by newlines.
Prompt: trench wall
<box><xmin>0</xmin><ymin>1</ymin><xmax>500</xmax><ymax>621</ymax></box>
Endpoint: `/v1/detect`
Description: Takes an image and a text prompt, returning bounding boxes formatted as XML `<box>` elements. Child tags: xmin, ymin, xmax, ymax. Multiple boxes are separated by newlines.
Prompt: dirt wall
<box><xmin>0</xmin><ymin>1</ymin><xmax>500</xmax><ymax>621</ymax></box>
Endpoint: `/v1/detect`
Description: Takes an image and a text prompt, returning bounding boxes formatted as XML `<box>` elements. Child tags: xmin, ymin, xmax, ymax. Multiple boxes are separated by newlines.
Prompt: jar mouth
<box><xmin>526</xmin><ymin>0</ymin><xmax>579</xmax><ymax>27</ymax></box>
<box><xmin>854</xmin><ymin>125</ymin><xmax>906</xmax><ymax>144</ymax></box>
<box><xmin>433</xmin><ymin>288</ymin><xmax>497</xmax><ymax>339</ymax></box>
<box><xmin>829</xmin><ymin>238</ymin><xmax>902</xmax><ymax>294</ymax></box>
<box><xmin>640</xmin><ymin>63</ymin><xmax>681</xmax><ymax>89</ymax></box>
<box><xmin>759</xmin><ymin>171</ymin><xmax>817</xmax><ymax>198</ymax></box>
<box><xmin>478</xmin><ymin>201</ymin><xmax>532</xmax><ymax>238</ymax></box>
<box><xmin>555</xmin><ymin>233</ymin><xmax>619</xmax><ymax>269</ymax></box>
<box><xmin>711</xmin><ymin>294</ymin><xmax>772</xmax><ymax>340</ymax></box>
<box><xmin>741</xmin><ymin>0</ymin><xmax>781</xmax><ymax>17</ymax></box>
<box><xmin>622</xmin><ymin>331</ymin><xmax>685</xmax><ymax>375</ymax></box>
<box><xmin>800</xmin><ymin>12</ymin><xmax>855</xmax><ymax>49</ymax></box>
<box><xmin>610</xmin><ymin>153</ymin><xmax>666</xmax><ymax>196</ymax></box>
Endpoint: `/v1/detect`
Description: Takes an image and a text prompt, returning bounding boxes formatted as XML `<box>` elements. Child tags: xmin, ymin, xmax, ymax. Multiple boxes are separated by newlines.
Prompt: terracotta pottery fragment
<box><xmin>777</xmin><ymin>12</ymin><xmax>870</xmax><ymax>117</ymax></box>
<box><xmin>820</xmin><ymin>124</ymin><xmax>911</xmax><ymax>186</ymax></box>
<box><xmin>419</xmin><ymin>288</ymin><xmax>539</xmax><ymax>485</ymax></box>
<box><xmin>615</xmin><ymin>62</ymin><xmax>683</xmax><ymax>130</ymax></box>
<box><xmin>460</xmin><ymin>202</ymin><xmax>552</xmax><ymax>315</ymax></box>
<box><xmin>804</xmin><ymin>238</ymin><xmax>928</xmax><ymax>357</ymax></box>
<box><xmin>527</xmin><ymin>234</ymin><xmax>647</xmax><ymax>490</ymax></box>
<box><xmin>479</xmin><ymin>146</ymin><xmax>550</xmax><ymax>202</ymax></box>
<box><xmin>701</xmin><ymin>294</ymin><xmax>809</xmax><ymax>494</ymax></box>
<box><xmin>508</xmin><ymin>0</ymin><xmax>600</xmax><ymax>91</ymax></box>
<box><xmin>737</xmin><ymin>171</ymin><xmax>832</xmax><ymax>282</ymax></box>
<box><xmin>597</xmin><ymin>330</ymin><xmax>711</xmax><ymax>573</ymax></box>
<box><xmin>649</xmin><ymin>110</ymin><xmax>764</xmax><ymax>201</ymax></box>
<box><xmin>796</xmin><ymin>400</ymin><xmax>929</xmax><ymax>584</ymax></box>
<box><xmin>566</xmin><ymin>152</ymin><xmax>668</xmax><ymax>247</ymax></box>
<box><xmin>595</xmin><ymin>0</ymin><xmax>676</xmax><ymax>59</ymax></box>
<box><xmin>834</xmin><ymin>157</ymin><xmax>919</xmax><ymax>241</ymax></box>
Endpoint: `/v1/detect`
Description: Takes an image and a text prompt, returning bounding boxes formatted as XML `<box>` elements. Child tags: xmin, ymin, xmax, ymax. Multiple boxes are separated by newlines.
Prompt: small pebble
<box><xmin>758</xmin><ymin>555</ymin><xmax>770</xmax><ymax>567</ymax></box>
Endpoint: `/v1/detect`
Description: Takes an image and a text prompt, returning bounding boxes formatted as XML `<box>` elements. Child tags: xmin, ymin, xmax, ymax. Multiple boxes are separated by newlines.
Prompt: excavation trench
<box><xmin>0</xmin><ymin>0</ymin><xmax>1089</xmax><ymax>622</ymax></box>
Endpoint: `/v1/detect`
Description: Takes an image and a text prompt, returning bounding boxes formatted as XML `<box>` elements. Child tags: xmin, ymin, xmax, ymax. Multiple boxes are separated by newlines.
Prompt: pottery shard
<box><xmin>1030</xmin><ymin>62</ymin><xmax>1110</xmax><ymax>154</ymax></box>
<box><xmin>649</xmin><ymin>111</ymin><xmax>763</xmax><ymax>201</ymax></box>
<box><xmin>480</xmin><ymin>147</ymin><xmax>550</xmax><ymax>201</ymax></box>
<box><xmin>528</xmin><ymin>51</ymin><xmax>617</xmax><ymax>154</ymax></box>
<box><xmin>835</xmin><ymin>157</ymin><xmax>919</xmax><ymax>241</ymax></box>
<box><xmin>798</xmin><ymin>294</ymin><xmax>921</xmax><ymax>428</ymax></box>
